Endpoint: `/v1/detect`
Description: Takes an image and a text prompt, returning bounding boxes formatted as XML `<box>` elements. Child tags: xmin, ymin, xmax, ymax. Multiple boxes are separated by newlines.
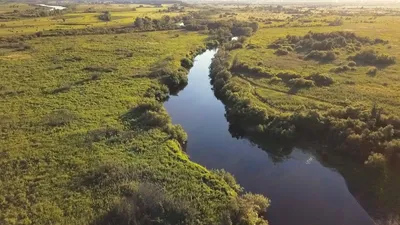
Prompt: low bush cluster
<box><xmin>304</xmin><ymin>50</ymin><xmax>336</xmax><ymax>62</ymax></box>
<box><xmin>348</xmin><ymin>49</ymin><xmax>396</xmax><ymax>66</ymax></box>
<box><xmin>210</xmin><ymin>48</ymin><xmax>399</xmax><ymax>163</ymax></box>
<box><xmin>331</xmin><ymin>65</ymin><xmax>356</xmax><ymax>73</ymax></box>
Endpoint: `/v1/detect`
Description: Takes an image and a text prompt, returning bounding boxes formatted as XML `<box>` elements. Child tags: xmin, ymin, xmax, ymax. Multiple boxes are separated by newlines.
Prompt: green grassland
<box><xmin>0</xmin><ymin>3</ymin><xmax>188</xmax><ymax>36</ymax></box>
<box><xmin>0</xmin><ymin>11</ymin><xmax>269</xmax><ymax>225</ymax></box>
<box><xmin>206</xmin><ymin>6</ymin><xmax>400</xmax><ymax>220</ymax></box>
<box><xmin>232</xmin><ymin>20</ymin><xmax>400</xmax><ymax>115</ymax></box>
<box><xmin>215</xmin><ymin>11</ymin><xmax>400</xmax><ymax>155</ymax></box>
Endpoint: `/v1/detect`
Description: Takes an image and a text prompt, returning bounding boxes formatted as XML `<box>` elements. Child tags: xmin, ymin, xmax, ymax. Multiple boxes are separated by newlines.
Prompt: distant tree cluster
<box><xmin>98</xmin><ymin>11</ymin><xmax>111</xmax><ymax>21</ymax></box>
<box><xmin>268</xmin><ymin>31</ymin><xmax>388</xmax><ymax>53</ymax></box>
<box><xmin>10</xmin><ymin>7</ymin><xmax>64</xmax><ymax>18</ymax></box>
<box><xmin>133</xmin><ymin>15</ymin><xmax>182</xmax><ymax>31</ymax></box>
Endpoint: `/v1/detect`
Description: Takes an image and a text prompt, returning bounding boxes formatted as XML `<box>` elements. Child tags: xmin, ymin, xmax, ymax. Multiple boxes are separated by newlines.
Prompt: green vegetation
<box><xmin>207</xmin><ymin>5</ymin><xmax>400</xmax><ymax>221</ymax></box>
<box><xmin>211</xmin><ymin>21</ymin><xmax>400</xmax><ymax>162</ymax></box>
<box><xmin>0</xmin><ymin>4</ymin><xmax>270</xmax><ymax>225</ymax></box>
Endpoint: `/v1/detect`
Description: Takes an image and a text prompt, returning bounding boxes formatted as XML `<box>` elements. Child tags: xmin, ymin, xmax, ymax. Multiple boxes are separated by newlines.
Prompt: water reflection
<box><xmin>165</xmin><ymin>49</ymin><xmax>376</xmax><ymax>225</ymax></box>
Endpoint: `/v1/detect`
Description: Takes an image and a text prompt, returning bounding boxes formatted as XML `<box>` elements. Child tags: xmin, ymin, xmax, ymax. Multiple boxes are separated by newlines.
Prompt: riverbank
<box><xmin>165</xmin><ymin>49</ymin><xmax>377</xmax><ymax>225</ymax></box>
<box><xmin>208</xmin><ymin>29</ymin><xmax>400</xmax><ymax>221</ymax></box>
<box><xmin>0</xmin><ymin>30</ymin><xmax>269</xmax><ymax>224</ymax></box>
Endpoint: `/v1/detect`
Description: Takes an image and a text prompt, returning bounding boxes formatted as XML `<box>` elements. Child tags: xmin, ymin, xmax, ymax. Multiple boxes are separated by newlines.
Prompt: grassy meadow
<box><xmin>0</xmin><ymin>3</ymin><xmax>188</xmax><ymax>36</ymax></box>
<box><xmin>208</xmin><ymin>6</ymin><xmax>400</xmax><ymax>219</ymax></box>
<box><xmin>0</xmin><ymin>3</ymin><xmax>270</xmax><ymax>225</ymax></box>
<box><xmin>232</xmin><ymin>19</ymin><xmax>400</xmax><ymax>115</ymax></box>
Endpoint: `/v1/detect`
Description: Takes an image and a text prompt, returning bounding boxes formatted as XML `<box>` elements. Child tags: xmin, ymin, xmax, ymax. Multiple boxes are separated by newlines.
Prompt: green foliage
<box><xmin>305</xmin><ymin>73</ymin><xmax>334</xmax><ymax>86</ymax></box>
<box><xmin>349</xmin><ymin>49</ymin><xmax>396</xmax><ymax>66</ymax></box>
<box><xmin>348</xmin><ymin>61</ymin><xmax>357</xmax><ymax>67</ymax></box>
<box><xmin>288</xmin><ymin>78</ymin><xmax>315</xmax><ymax>88</ymax></box>
<box><xmin>305</xmin><ymin>50</ymin><xmax>336</xmax><ymax>62</ymax></box>
<box><xmin>331</xmin><ymin>65</ymin><xmax>355</xmax><ymax>73</ymax></box>
<box><xmin>98</xmin><ymin>11</ymin><xmax>111</xmax><ymax>21</ymax></box>
<box><xmin>0</xmin><ymin>29</ymin><xmax>270</xmax><ymax>225</ymax></box>
<box><xmin>274</xmin><ymin>48</ymin><xmax>289</xmax><ymax>56</ymax></box>
<box><xmin>180</xmin><ymin>57</ymin><xmax>193</xmax><ymax>69</ymax></box>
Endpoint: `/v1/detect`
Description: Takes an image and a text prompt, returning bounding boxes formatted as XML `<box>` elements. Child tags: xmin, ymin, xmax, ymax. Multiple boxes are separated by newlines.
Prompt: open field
<box><xmin>0</xmin><ymin>6</ymin><xmax>270</xmax><ymax>223</ymax></box>
<box><xmin>0</xmin><ymin>3</ymin><xmax>191</xmax><ymax>36</ymax></box>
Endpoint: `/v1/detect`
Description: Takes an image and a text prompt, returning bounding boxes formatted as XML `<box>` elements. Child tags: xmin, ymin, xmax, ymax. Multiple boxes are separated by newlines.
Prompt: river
<box><xmin>37</xmin><ymin>4</ymin><xmax>66</xmax><ymax>10</ymax></box>
<box><xmin>164</xmin><ymin>49</ymin><xmax>375</xmax><ymax>225</ymax></box>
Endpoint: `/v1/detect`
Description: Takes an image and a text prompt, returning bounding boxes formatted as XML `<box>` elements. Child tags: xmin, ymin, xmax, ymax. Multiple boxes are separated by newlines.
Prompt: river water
<box><xmin>164</xmin><ymin>49</ymin><xmax>375</xmax><ymax>225</ymax></box>
<box><xmin>37</xmin><ymin>4</ymin><xmax>66</xmax><ymax>10</ymax></box>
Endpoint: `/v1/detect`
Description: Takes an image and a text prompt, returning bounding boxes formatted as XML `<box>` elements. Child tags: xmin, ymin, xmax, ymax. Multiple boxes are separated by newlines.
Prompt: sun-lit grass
<box><xmin>0</xmin><ymin>3</ymin><xmax>188</xmax><ymax>36</ymax></box>
<box><xmin>0</xmin><ymin>29</ymin><xmax>248</xmax><ymax>224</ymax></box>
<box><xmin>231</xmin><ymin>16</ymin><xmax>400</xmax><ymax>116</ymax></box>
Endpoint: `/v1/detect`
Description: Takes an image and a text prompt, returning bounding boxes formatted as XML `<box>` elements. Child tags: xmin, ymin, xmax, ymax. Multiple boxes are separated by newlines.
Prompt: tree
<box><xmin>99</xmin><ymin>11</ymin><xmax>111</xmax><ymax>21</ymax></box>
<box><xmin>134</xmin><ymin>17</ymin><xmax>144</xmax><ymax>29</ymax></box>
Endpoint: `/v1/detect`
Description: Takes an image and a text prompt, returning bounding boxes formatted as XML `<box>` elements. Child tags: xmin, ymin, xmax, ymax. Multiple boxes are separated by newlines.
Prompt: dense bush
<box><xmin>122</xmin><ymin>102</ymin><xmax>170</xmax><ymax>130</ymax></box>
<box><xmin>348</xmin><ymin>61</ymin><xmax>357</xmax><ymax>67</ymax></box>
<box><xmin>288</xmin><ymin>78</ymin><xmax>315</xmax><ymax>88</ymax></box>
<box><xmin>268</xmin><ymin>31</ymin><xmax>388</xmax><ymax>59</ymax></box>
<box><xmin>328</xmin><ymin>18</ymin><xmax>343</xmax><ymax>26</ymax></box>
<box><xmin>164</xmin><ymin>124</ymin><xmax>188</xmax><ymax>145</ymax></box>
<box><xmin>231</xmin><ymin>61</ymin><xmax>274</xmax><ymax>78</ymax></box>
<box><xmin>305</xmin><ymin>50</ymin><xmax>336</xmax><ymax>62</ymax></box>
<box><xmin>331</xmin><ymin>65</ymin><xmax>355</xmax><ymax>73</ymax></box>
<box><xmin>97</xmin><ymin>183</ymin><xmax>269</xmax><ymax>225</ymax></box>
<box><xmin>144</xmin><ymin>84</ymin><xmax>170</xmax><ymax>101</ymax></box>
<box><xmin>180</xmin><ymin>58</ymin><xmax>193</xmax><ymax>69</ymax></box>
<box><xmin>276</xmin><ymin>71</ymin><xmax>302</xmax><ymax>80</ymax></box>
<box><xmin>224</xmin><ymin>41</ymin><xmax>243</xmax><ymax>51</ymax></box>
<box><xmin>274</xmin><ymin>48</ymin><xmax>289</xmax><ymax>56</ymax></box>
<box><xmin>98</xmin><ymin>11</ymin><xmax>111</xmax><ymax>21</ymax></box>
<box><xmin>231</xmin><ymin>26</ymin><xmax>253</xmax><ymax>37</ymax></box>
<box><xmin>349</xmin><ymin>49</ymin><xmax>396</xmax><ymax>66</ymax></box>
<box><xmin>164</xmin><ymin>72</ymin><xmax>188</xmax><ymax>93</ymax></box>
<box><xmin>305</xmin><ymin>73</ymin><xmax>334</xmax><ymax>86</ymax></box>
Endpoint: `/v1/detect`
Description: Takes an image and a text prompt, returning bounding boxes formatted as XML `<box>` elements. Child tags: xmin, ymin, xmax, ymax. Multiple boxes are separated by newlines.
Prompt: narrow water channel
<box><xmin>164</xmin><ymin>49</ymin><xmax>375</xmax><ymax>225</ymax></box>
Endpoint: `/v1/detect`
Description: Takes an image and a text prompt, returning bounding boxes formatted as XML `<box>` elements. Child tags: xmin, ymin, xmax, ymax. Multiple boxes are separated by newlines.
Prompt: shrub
<box><xmin>288</xmin><ymin>78</ymin><xmax>315</xmax><ymax>88</ymax></box>
<box><xmin>331</xmin><ymin>65</ymin><xmax>353</xmax><ymax>73</ymax></box>
<box><xmin>164</xmin><ymin>72</ymin><xmax>188</xmax><ymax>92</ymax></box>
<box><xmin>180</xmin><ymin>58</ymin><xmax>193</xmax><ymax>69</ymax></box>
<box><xmin>98</xmin><ymin>183</ymin><xmax>197</xmax><ymax>225</ymax></box>
<box><xmin>276</xmin><ymin>71</ymin><xmax>302</xmax><ymax>81</ymax></box>
<box><xmin>274</xmin><ymin>48</ymin><xmax>289</xmax><ymax>56</ymax></box>
<box><xmin>348</xmin><ymin>61</ymin><xmax>357</xmax><ymax>67</ymax></box>
<box><xmin>164</xmin><ymin>124</ymin><xmax>187</xmax><ymax>145</ymax></box>
<box><xmin>98</xmin><ymin>11</ymin><xmax>111</xmax><ymax>21</ymax></box>
<box><xmin>349</xmin><ymin>49</ymin><xmax>396</xmax><ymax>66</ymax></box>
<box><xmin>231</xmin><ymin>26</ymin><xmax>253</xmax><ymax>37</ymax></box>
<box><xmin>269</xmin><ymin>76</ymin><xmax>282</xmax><ymax>83</ymax></box>
<box><xmin>122</xmin><ymin>102</ymin><xmax>170</xmax><ymax>129</ymax></box>
<box><xmin>324</xmin><ymin>51</ymin><xmax>336</xmax><ymax>61</ymax></box>
<box><xmin>328</xmin><ymin>18</ymin><xmax>343</xmax><ymax>26</ymax></box>
<box><xmin>144</xmin><ymin>84</ymin><xmax>170</xmax><ymax>101</ymax></box>
<box><xmin>224</xmin><ymin>41</ymin><xmax>243</xmax><ymax>51</ymax></box>
<box><xmin>306</xmin><ymin>73</ymin><xmax>334</xmax><ymax>86</ymax></box>
<box><xmin>305</xmin><ymin>50</ymin><xmax>336</xmax><ymax>62</ymax></box>
<box><xmin>212</xmin><ymin>169</ymin><xmax>242</xmax><ymax>192</ymax></box>
<box><xmin>267</xmin><ymin>43</ymin><xmax>281</xmax><ymax>49</ymax></box>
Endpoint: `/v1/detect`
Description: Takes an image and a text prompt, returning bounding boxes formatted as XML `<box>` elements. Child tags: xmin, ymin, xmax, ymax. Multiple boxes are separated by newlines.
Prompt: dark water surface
<box><xmin>164</xmin><ymin>49</ymin><xmax>375</xmax><ymax>225</ymax></box>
